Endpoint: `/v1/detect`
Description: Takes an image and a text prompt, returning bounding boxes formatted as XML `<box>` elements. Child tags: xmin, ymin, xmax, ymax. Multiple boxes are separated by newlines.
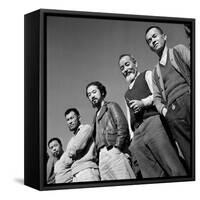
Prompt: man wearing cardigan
<box><xmin>145</xmin><ymin>26</ymin><xmax>191</xmax><ymax>172</ymax></box>
<box><xmin>118</xmin><ymin>54</ymin><xmax>186</xmax><ymax>178</ymax></box>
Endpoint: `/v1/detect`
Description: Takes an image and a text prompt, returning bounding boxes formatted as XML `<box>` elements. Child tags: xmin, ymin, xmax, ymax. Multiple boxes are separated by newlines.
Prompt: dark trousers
<box><xmin>129</xmin><ymin>115</ymin><xmax>187</xmax><ymax>178</ymax></box>
<box><xmin>166</xmin><ymin>92</ymin><xmax>191</xmax><ymax>172</ymax></box>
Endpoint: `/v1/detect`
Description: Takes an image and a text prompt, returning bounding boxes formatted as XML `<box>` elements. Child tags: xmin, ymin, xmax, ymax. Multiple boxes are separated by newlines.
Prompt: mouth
<box><xmin>154</xmin><ymin>42</ymin><xmax>159</xmax><ymax>48</ymax></box>
<box><xmin>124</xmin><ymin>69</ymin><xmax>135</xmax><ymax>77</ymax></box>
<box><xmin>92</xmin><ymin>98</ymin><xmax>98</xmax><ymax>104</ymax></box>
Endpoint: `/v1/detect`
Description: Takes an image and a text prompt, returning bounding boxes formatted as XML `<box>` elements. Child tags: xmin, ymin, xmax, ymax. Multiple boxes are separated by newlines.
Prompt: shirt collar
<box><xmin>74</xmin><ymin>124</ymin><xmax>82</xmax><ymax>135</ymax></box>
<box><xmin>129</xmin><ymin>72</ymin><xmax>140</xmax><ymax>89</ymax></box>
<box><xmin>159</xmin><ymin>45</ymin><xmax>168</xmax><ymax>66</ymax></box>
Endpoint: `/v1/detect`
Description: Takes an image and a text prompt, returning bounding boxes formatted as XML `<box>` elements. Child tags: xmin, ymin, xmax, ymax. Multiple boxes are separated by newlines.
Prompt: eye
<box><xmin>120</xmin><ymin>65</ymin><xmax>124</xmax><ymax>71</ymax></box>
<box><xmin>125</xmin><ymin>62</ymin><xmax>130</xmax><ymax>66</ymax></box>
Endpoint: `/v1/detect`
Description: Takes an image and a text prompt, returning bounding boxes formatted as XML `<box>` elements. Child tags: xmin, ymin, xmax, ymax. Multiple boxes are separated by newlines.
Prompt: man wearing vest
<box><xmin>118</xmin><ymin>54</ymin><xmax>187</xmax><ymax>178</ymax></box>
<box><xmin>145</xmin><ymin>26</ymin><xmax>191</xmax><ymax>172</ymax></box>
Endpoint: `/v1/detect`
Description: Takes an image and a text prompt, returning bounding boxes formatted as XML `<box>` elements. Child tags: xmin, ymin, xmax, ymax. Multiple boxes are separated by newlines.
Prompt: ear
<box><xmin>163</xmin><ymin>33</ymin><xmax>167</xmax><ymax>41</ymax></box>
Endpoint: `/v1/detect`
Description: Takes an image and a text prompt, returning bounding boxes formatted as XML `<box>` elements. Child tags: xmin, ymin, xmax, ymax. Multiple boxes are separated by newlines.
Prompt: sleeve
<box><xmin>174</xmin><ymin>44</ymin><xmax>190</xmax><ymax>67</ymax></box>
<box><xmin>125</xmin><ymin>99</ymin><xmax>134</xmax><ymax>139</ymax></box>
<box><xmin>141</xmin><ymin>70</ymin><xmax>153</xmax><ymax>106</ymax></box>
<box><xmin>109</xmin><ymin>102</ymin><xmax>130</xmax><ymax>150</ymax></box>
<box><xmin>152</xmin><ymin>68</ymin><xmax>166</xmax><ymax>114</ymax></box>
<box><xmin>46</xmin><ymin>156</ymin><xmax>56</xmax><ymax>183</ymax></box>
<box><xmin>67</xmin><ymin>125</ymin><xmax>93</xmax><ymax>158</ymax></box>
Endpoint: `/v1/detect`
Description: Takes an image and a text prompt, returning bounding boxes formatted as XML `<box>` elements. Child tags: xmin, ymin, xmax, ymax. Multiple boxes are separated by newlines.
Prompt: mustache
<box><xmin>123</xmin><ymin>69</ymin><xmax>135</xmax><ymax>77</ymax></box>
<box><xmin>91</xmin><ymin>97</ymin><xmax>97</xmax><ymax>102</ymax></box>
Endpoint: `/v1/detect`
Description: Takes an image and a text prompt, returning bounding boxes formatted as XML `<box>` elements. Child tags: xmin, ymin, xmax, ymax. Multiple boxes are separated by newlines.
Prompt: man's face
<box><xmin>66</xmin><ymin>111</ymin><xmax>80</xmax><ymax>132</ymax></box>
<box><xmin>87</xmin><ymin>85</ymin><xmax>102</xmax><ymax>108</ymax></box>
<box><xmin>145</xmin><ymin>28</ymin><xmax>167</xmax><ymax>54</ymax></box>
<box><xmin>119</xmin><ymin>56</ymin><xmax>138</xmax><ymax>83</ymax></box>
<box><xmin>49</xmin><ymin>140</ymin><xmax>62</xmax><ymax>157</ymax></box>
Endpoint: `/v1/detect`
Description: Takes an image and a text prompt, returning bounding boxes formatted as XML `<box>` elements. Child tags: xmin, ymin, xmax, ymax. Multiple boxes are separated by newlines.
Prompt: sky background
<box><xmin>47</xmin><ymin>15</ymin><xmax>188</xmax><ymax>151</ymax></box>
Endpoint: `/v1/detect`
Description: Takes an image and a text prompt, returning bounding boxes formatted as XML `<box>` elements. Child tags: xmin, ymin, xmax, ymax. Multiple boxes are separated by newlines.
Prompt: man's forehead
<box><xmin>87</xmin><ymin>85</ymin><xmax>98</xmax><ymax>91</ymax></box>
<box><xmin>66</xmin><ymin>111</ymin><xmax>76</xmax><ymax>118</ymax></box>
<box><xmin>49</xmin><ymin>140</ymin><xmax>59</xmax><ymax>146</ymax></box>
<box><xmin>120</xmin><ymin>55</ymin><xmax>131</xmax><ymax>63</ymax></box>
<box><xmin>146</xmin><ymin>27</ymin><xmax>162</xmax><ymax>37</ymax></box>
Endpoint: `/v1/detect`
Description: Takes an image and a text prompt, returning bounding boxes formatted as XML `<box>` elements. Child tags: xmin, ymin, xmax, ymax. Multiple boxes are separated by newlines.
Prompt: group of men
<box><xmin>47</xmin><ymin>25</ymin><xmax>191</xmax><ymax>184</ymax></box>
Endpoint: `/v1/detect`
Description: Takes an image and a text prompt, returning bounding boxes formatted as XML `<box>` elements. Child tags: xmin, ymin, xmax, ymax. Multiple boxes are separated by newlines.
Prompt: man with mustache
<box><xmin>54</xmin><ymin>108</ymin><xmax>100</xmax><ymax>183</ymax></box>
<box><xmin>86</xmin><ymin>81</ymin><xmax>135</xmax><ymax>180</ymax></box>
<box><xmin>145</xmin><ymin>26</ymin><xmax>191</xmax><ymax>172</ymax></box>
<box><xmin>118</xmin><ymin>54</ymin><xmax>187</xmax><ymax>178</ymax></box>
<box><xmin>47</xmin><ymin>137</ymin><xmax>64</xmax><ymax>184</ymax></box>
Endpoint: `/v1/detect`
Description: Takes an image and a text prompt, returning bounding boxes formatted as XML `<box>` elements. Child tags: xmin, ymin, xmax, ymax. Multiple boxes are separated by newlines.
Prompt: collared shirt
<box><xmin>125</xmin><ymin>70</ymin><xmax>154</xmax><ymax>139</ymax></box>
<box><xmin>159</xmin><ymin>45</ymin><xmax>168</xmax><ymax>66</ymax></box>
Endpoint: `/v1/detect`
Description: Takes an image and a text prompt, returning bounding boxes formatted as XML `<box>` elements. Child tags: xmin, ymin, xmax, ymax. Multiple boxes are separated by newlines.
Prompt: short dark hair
<box><xmin>145</xmin><ymin>26</ymin><xmax>164</xmax><ymax>37</ymax></box>
<box><xmin>118</xmin><ymin>54</ymin><xmax>137</xmax><ymax>65</ymax></box>
<box><xmin>48</xmin><ymin>137</ymin><xmax>62</xmax><ymax>148</ymax></box>
<box><xmin>86</xmin><ymin>81</ymin><xmax>107</xmax><ymax>98</ymax></box>
<box><xmin>64</xmin><ymin>108</ymin><xmax>80</xmax><ymax>118</ymax></box>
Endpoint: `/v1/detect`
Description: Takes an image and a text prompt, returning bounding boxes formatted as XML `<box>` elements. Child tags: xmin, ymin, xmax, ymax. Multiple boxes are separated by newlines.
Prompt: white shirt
<box><xmin>125</xmin><ymin>70</ymin><xmax>154</xmax><ymax>139</ymax></box>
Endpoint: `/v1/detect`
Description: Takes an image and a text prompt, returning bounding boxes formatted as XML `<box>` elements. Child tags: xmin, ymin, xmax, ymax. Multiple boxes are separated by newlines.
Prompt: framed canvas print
<box><xmin>24</xmin><ymin>9</ymin><xmax>195</xmax><ymax>190</ymax></box>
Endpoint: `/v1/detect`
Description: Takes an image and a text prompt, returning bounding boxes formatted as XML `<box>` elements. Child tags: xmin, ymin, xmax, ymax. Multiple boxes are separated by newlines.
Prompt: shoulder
<box><xmin>172</xmin><ymin>44</ymin><xmax>189</xmax><ymax>55</ymax></box>
<box><xmin>143</xmin><ymin>70</ymin><xmax>152</xmax><ymax>76</ymax></box>
<box><xmin>80</xmin><ymin>124</ymin><xmax>92</xmax><ymax>132</ymax></box>
<box><xmin>107</xmin><ymin>101</ymin><xmax>119</xmax><ymax>108</ymax></box>
<box><xmin>107</xmin><ymin>101</ymin><xmax>123</xmax><ymax>112</ymax></box>
<box><xmin>173</xmin><ymin>44</ymin><xmax>187</xmax><ymax>51</ymax></box>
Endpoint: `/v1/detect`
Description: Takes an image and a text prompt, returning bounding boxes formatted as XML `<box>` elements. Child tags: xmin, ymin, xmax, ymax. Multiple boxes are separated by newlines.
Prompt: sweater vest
<box><xmin>125</xmin><ymin>71</ymin><xmax>158</xmax><ymax>131</ymax></box>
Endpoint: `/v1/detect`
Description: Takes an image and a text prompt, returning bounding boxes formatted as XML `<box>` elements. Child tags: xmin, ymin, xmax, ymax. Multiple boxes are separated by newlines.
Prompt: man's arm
<box><xmin>109</xmin><ymin>102</ymin><xmax>129</xmax><ymax>150</ymax></box>
<box><xmin>141</xmin><ymin>70</ymin><xmax>154</xmax><ymax>106</ymax></box>
<box><xmin>174</xmin><ymin>44</ymin><xmax>190</xmax><ymax>67</ymax></box>
<box><xmin>47</xmin><ymin>156</ymin><xmax>57</xmax><ymax>183</ymax></box>
<box><xmin>67</xmin><ymin>125</ymin><xmax>93</xmax><ymax>159</ymax></box>
<box><xmin>125</xmin><ymin>99</ymin><xmax>134</xmax><ymax>139</ymax></box>
<box><xmin>152</xmin><ymin>67</ymin><xmax>167</xmax><ymax>115</ymax></box>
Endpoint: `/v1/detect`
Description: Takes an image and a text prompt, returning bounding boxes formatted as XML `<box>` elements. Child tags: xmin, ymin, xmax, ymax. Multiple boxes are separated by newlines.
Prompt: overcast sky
<box><xmin>46</xmin><ymin>15</ymin><xmax>188</xmax><ymax>150</ymax></box>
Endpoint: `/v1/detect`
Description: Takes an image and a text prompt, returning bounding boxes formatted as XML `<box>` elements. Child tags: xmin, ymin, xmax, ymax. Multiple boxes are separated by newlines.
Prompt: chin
<box><xmin>126</xmin><ymin>75</ymin><xmax>135</xmax><ymax>83</ymax></box>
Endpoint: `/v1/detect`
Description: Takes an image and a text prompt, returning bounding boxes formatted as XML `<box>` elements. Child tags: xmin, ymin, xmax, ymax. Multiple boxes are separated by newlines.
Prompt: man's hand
<box><xmin>129</xmin><ymin>100</ymin><xmax>144</xmax><ymax>113</ymax></box>
<box><xmin>68</xmin><ymin>148</ymin><xmax>76</xmax><ymax>159</ymax></box>
<box><xmin>162</xmin><ymin>107</ymin><xmax>168</xmax><ymax>117</ymax></box>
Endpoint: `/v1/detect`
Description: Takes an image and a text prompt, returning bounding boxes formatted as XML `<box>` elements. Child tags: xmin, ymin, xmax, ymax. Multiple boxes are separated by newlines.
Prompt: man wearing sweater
<box><xmin>54</xmin><ymin>108</ymin><xmax>100</xmax><ymax>183</ymax></box>
<box><xmin>118</xmin><ymin>54</ymin><xmax>187</xmax><ymax>178</ymax></box>
<box><xmin>145</xmin><ymin>26</ymin><xmax>191</xmax><ymax>172</ymax></box>
<box><xmin>47</xmin><ymin>138</ymin><xmax>64</xmax><ymax>184</ymax></box>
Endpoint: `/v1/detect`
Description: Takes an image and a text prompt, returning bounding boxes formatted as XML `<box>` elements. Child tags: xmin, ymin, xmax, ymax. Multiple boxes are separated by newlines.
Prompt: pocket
<box><xmin>104</xmin><ymin>129</ymin><xmax>117</xmax><ymax>145</ymax></box>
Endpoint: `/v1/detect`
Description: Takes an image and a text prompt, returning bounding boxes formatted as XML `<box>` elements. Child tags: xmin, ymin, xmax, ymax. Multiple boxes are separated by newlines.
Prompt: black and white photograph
<box><xmin>44</xmin><ymin>10</ymin><xmax>194</xmax><ymax>188</ymax></box>
<box><xmin>24</xmin><ymin>9</ymin><xmax>195</xmax><ymax>191</ymax></box>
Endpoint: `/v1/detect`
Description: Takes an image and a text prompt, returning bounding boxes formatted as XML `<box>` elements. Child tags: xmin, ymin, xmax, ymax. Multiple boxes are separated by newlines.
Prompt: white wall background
<box><xmin>0</xmin><ymin>0</ymin><xmax>199</xmax><ymax>199</ymax></box>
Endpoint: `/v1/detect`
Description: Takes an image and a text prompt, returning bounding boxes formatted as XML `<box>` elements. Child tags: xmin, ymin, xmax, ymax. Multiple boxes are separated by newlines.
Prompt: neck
<box><xmin>73</xmin><ymin>124</ymin><xmax>80</xmax><ymax>135</ymax></box>
<box><xmin>129</xmin><ymin>71</ymin><xmax>139</xmax><ymax>85</ymax></box>
<box><xmin>97</xmin><ymin>100</ymin><xmax>105</xmax><ymax>111</ymax></box>
<box><xmin>158</xmin><ymin>44</ymin><xmax>166</xmax><ymax>59</ymax></box>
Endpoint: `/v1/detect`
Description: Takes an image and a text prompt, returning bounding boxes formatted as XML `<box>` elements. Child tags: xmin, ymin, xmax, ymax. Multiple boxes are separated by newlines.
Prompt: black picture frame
<box><xmin>24</xmin><ymin>9</ymin><xmax>195</xmax><ymax>191</ymax></box>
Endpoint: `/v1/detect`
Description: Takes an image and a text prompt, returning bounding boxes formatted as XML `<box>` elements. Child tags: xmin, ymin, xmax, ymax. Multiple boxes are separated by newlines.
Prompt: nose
<box><xmin>152</xmin><ymin>38</ymin><xmax>157</xmax><ymax>45</ymax></box>
<box><xmin>68</xmin><ymin>119</ymin><xmax>73</xmax><ymax>125</ymax></box>
<box><xmin>52</xmin><ymin>147</ymin><xmax>57</xmax><ymax>152</ymax></box>
<box><xmin>90</xmin><ymin>93</ymin><xmax>95</xmax><ymax>100</ymax></box>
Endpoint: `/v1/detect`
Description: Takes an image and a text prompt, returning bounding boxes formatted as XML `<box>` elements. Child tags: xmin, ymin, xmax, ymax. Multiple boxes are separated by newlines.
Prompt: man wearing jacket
<box><xmin>86</xmin><ymin>81</ymin><xmax>135</xmax><ymax>180</ymax></box>
<box><xmin>145</xmin><ymin>26</ymin><xmax>191</xmax><ymax>172</ymax></box>
<box><xmin>118</xmin><ymin>54</ymin><xmax>187</xmax><ymax>178</ymax></box>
